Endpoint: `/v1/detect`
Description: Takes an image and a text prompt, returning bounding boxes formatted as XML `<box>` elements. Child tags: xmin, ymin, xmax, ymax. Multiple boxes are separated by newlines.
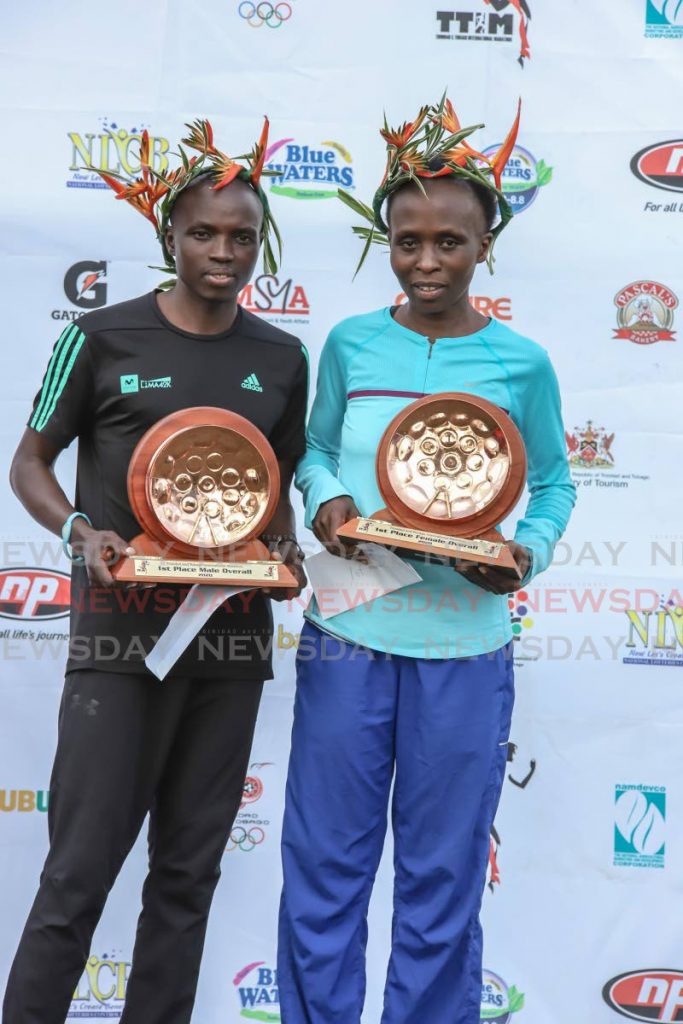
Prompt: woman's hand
<box><xmin>454</xmin><ymin>541</ymin><xmax>531</xmax><ymax>594</ymax></box>
<box><xmin>312</xmin><ymin>495</ymin><xmax>362</xmax><ymax>558</ymax></box>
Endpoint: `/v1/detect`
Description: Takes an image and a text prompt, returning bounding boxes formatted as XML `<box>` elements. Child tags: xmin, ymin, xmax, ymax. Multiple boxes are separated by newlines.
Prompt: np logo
<box><xmin>0</xmin><ymin>568</ymin><xmax>70</xmax><ymax>621</ymax></box>
<box><xmin>241</xmin><ymin>373</ymin><xmax>263</xmax><ymax>392</ymax></box>
<box><xmin>631</xmin><ymin>140</ymin><xmax>683</xmax><ymax>193</ymax></box>
<box><xmin>603</xmin><ymin>969</ymin><xmax>683</xmax><ymax>1021</ymax></box>
<box><xmin>120</xmin><ymin>374</ymin><xmax>172</xmax><ymax>393</ymax></box>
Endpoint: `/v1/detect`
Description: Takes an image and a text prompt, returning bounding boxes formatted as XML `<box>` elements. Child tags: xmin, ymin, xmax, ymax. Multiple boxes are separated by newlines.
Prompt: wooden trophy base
<box><xmin>337</xmin><ymin>509</ymin><xmax>521</xmax><ymax>576</ymax></box>
<box><xmin>111</xmin><ymin>534</ymin><xmax>298</xmax><ymax>588</ymax></box>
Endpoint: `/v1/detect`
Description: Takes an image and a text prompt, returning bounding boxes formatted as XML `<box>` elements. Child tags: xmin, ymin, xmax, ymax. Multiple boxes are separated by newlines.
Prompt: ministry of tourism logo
<box><xmin>614</xmin><ymin>785</ymin><xmax>665</xmax><ymax>869</ymax></box>
<box><xmin>233</xmin><ymin>962</ymin><xmax>279</xmax><ymax>1019</ymax></box>
<box><xmin>67</xmin><ymin>118</ymin><xmax>169</xmax><ymax>190</ymax></box>
<box><xmin>69</xmin><ymin>953</ymin><xmax>130</xmax><ymax>1017</ymax></box>
<box><xmin>614</xmin><ymin>281</ymin><xmax>678</xmax><ymax>344</ymax></box>
<box><xmin>566</xmin><ymin>421</ymin><xmax>615</xmax><ymax>469</ymax></box>
<box><xmin>265</xmin><ymin>139</ymin><xmax>353</xmax><ymax>199</ymax></box>
<box><xmin>226</xmin><ymin>763</ymin><xmax>272</xmax><ymax>854</ymax></box>
<box><xmin>239</xmin><ymin>274</ymin><xmax>311</xmax><ymax>323</ymax></box>
<box><xmin>436</xmin><ymin>2</ymin><xmax>531</xmax><ymax>65</ymax></box>
<box><xmin>603</xmin><ymin>969</ymin><xmax>683</xmax><ymax>1021</ymax></box>
<box><xmin>623</xmin><ymin>596</ymin><xmax>683</xmax><ymax>667</ymax></box>
<box><xmin>480</xmin><ymin>144</ymin><xmax>552</xmax><ymax>214</ymax></box>
<box><xmin>481</xmin><ymin>970</ymin><xmax>525</xmax><ymax>1022</ymax></box>
<box><xmin>645</xmin><ymin>0</ymin><xmax>683</xmax><ymax>38</ymax></box>
<box><xmin>237</xmin><ymin>1</ymin><xmax>294</xmax><ymax>27</ymax></box>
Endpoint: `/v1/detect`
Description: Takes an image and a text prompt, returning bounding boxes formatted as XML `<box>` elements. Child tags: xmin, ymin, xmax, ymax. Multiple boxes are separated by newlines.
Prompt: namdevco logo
<box><xmin>69</xmin><ymin>953</ymin><xmax>130</xmax><ymax>1016</ymax></box>
<box><xmin>233</xmin><ymin>962</ymin><xmax>280</xmax><ymax>1020</ymax></box>
<box><xmin>481</xmin><ymin>970</ymin><xmax>525</xmax><ymax>1022</ymax></box>
<box><xmin>603</xmin><ymin>969</ymin><xmax>683</xmax><ymax>1021</ymax></box>
<box><xmin>67</xmin><ymin>119</ymin><xmax>169</xmax><ymax>190</ymax></box>
<box><xmin>646</xmin><ymin>0</ymin><xmax>683</xmax><ymax>38</ymax></box>
<box><xmin>613</xmin><ymin>281</ymin><xmax>678</xmax><ymax>344</ymax></box>
<box><xmin>0</xmin><ymin>568</ymin><xmax>70</xmax><ymax>621</ymax></box>
<box><xmin>265</xmin><ymin>139</ymin><xmax>353</xmax><ymax>199</ymax></box>
<box><xmin>237</xmin><ymin>1</ymin><xmax>294</xmax><ymax>28</ymax></box>
<box><xmin>614</xmin><ymin>785</ymin><xmax>666</xmax><ymax>868</ymax></box>
<box><xmin>480</xmin><ymin>144</ymin><xmax>552</xmax><ymax>214</ymax></box>
<box><xmin>631</xmin><ymin>140</ymin><xmax>683</xmax><ymax>193</ymax></box>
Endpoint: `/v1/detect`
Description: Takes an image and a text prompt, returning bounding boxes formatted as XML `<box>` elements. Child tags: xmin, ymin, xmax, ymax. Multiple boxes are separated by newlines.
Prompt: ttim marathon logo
<box><xmin>0</xmin><ymin>568</ymin><xmax>70</xmax><ymax>621</ymax></box>
<box><xmin>603</xmin><ymin>969</ymin><xmax>683</xmax><ymax>1022</ymax></box>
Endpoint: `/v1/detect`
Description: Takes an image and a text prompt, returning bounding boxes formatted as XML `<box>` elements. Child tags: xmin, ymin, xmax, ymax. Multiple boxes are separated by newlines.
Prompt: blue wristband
<box><xmin>61</xmin><ymin>512</ymin><xmax>93</xmax><ymax>565</ymax></box>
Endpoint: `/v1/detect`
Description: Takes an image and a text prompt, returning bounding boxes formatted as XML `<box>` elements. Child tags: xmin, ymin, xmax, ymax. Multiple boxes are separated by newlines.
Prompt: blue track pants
<box><xmin>278</xmin><ymin>621</ymin><xmax>515</xmax><ymax>1024</ymax></box>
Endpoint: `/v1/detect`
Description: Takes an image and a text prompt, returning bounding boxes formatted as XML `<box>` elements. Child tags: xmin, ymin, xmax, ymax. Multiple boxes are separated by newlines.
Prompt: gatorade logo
<box><xmin>0</xmin><ymin>568</ymin><xmax>71</xmax><ymax>621</ymax></box>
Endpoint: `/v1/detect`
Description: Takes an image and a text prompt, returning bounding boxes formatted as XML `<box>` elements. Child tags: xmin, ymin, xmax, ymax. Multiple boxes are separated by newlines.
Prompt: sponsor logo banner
<box><xmin>0</xmin><ymin>789</ymin><xmax>49</xmax><ymax>813</ymax></box>
<box><xmin>240</xmin><ymin>275</ymin><xmax>311</xmax><ymax>323</ymax></box>
<box><xmin>623</xmin><ymin>597</ymin><xmax>683</xmax><ymax>667</ymax></box>
<box><xmin>52</xmin><ymin>260</ymin><xmax>109</xmax><ymax>323</ymax></box>
<box><xmin>233</xmin><ymin>962</ymin><xmax>280</xmax><ymax>1019</ymax></box>
<box><xmin>480</xmin><ymin>144</ymin><xmax>552</xmax><ymax>214</ymax></box>
<box><xmin>237</xmin><ymin>1</ymin><xmax>295</xmax><ymax>28</ymax></box>
<box><xmin>69</xmin><ymin>953</ymin><xmax>130</xmax><ymax>1018</ymax></box>
<box><xmin>614</xmin><ymin>281</ymin><xmax>678</xmax><ymax>344</ymax></box>
<box><xmin>0</xmin><ymin>568</ymin><xmax>70</xmax><ymax>621</ymax></box>
<box><xmin>645</xmin><ymin>0</ymin><xmax>683</xmax><ymax>38</ymax></box>
<box><xmin>614</xmin><ymin>785</ymin><xmax>666</xmax><ymax>868</ymax></box>
<box><xmin>226</xmin><ymin>763</ymin><xmax>272</xmax><ymax>854</ymax></box>
<box><xmin>603</xmin><ymin>968</ymin><xmax>683</xmax><ymax>1021</ymax></box>
<box><xmin>265</xmin><ymin>139</ymin><xmax>353</xmax><ymax>199</ymax></box>
<box><xmin>481</xmin><ymin>970</ymin><xmax>525</xmax><ymax>1021</ymax></box>
<box><xmin>67</xmin><ymin>119</ymin><xmax>169</xmax><ymax>190</ymax></box>
<box><xmin>632</xmin><ymin>140</ymin><xmax>683</xmax><ymax>195</ymax></box>
<box><xmin>435</xmin><ymin>2</ymin><xmax>531</xmax><ymax>65</ymax></box>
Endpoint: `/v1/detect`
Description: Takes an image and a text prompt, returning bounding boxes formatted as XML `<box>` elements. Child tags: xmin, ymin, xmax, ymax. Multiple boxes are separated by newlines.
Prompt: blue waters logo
<box><xmin>264</xmin><ymin>138</ymin><xmax>353</xmax><ymax>199</ymax></box>
<box><xmin>233</xmin><ymin>962</ymin><xmax>280</xmax><ymax>1020</ymax></box>
<box><xmin>481</xmin><ymin>144</ymin><xmax>552</xmax><ymax>214</ymax></box>
<box><xmin>481</xmin><ymin>970</ymin><xmax>525</xmax><ymax>1022</ymax></box>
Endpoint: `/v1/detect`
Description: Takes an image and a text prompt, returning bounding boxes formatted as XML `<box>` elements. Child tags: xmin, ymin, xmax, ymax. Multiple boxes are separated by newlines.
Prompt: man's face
<box><xmin>388</xmin><ymin>179</ymin><xmax>492</xmax><ymax>316</ymax></box>
<box><xmin>165</xmin><ymin>177</ymin><xmax>263</xmax><ymax>303</ymax></box>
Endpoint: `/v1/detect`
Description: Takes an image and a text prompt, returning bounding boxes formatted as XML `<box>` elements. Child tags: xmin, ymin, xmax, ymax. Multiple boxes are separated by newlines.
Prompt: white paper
<box><xmin>304</xmin><ymin>542</ymin><xmax>422</xmax><ymax>620</ymax></box>
<box><xmin>145</xmin><ymin>583</ymin><xmax>249</xmax><ymax>681</ymax></box>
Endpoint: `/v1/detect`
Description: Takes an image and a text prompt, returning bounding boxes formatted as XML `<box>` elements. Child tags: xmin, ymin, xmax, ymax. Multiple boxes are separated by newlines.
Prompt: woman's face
<box><xmin>388</xmin><ymin>178</ymin><xmax>492</xmax><ymax>317</ymax></box>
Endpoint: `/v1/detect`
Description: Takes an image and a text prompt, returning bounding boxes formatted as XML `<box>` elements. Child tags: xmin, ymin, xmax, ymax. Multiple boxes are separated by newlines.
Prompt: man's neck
<box><xmin>156</xmin><ymin>284</ymin><xmax>238</xmax><ymax>336</ymax></box>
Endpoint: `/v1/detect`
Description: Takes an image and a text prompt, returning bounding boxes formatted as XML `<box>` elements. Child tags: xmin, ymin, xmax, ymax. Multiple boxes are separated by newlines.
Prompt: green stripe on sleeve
<box><xmin>34</xmin><ymin>327</ymin><xmax>86</xmax><ymax>432</ymax></box>
<box><xmin>29</xmin><ymin>324</ymin><xmax>79</xmax><ymax>430</ymax></box>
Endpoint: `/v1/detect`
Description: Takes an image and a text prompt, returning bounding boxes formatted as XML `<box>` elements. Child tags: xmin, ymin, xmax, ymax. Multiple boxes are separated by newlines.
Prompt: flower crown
<box><xmin>338</xmin><ymin>95</ymin><xmax>521</xmax><ymax>275</ymax></box>
<box><xmin>92</xmin><ymin>117</ymin><xmax>281</xmax><ymax>285</ymax></box>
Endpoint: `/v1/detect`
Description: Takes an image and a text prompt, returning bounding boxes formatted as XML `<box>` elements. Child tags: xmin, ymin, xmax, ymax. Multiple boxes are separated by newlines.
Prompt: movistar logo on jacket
<box><xmin>120</xmin><ymin>374</ymin><xmax>172</xmax><ymax>393</ymax></box>
<box><xmin>241</xmin><ymin>373</ymin><xmax>263</xmax><ymax>392</ymax></box>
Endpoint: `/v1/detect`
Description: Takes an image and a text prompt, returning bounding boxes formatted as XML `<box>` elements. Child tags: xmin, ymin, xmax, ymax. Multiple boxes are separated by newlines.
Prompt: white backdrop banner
<box><xmin>1</xmin><ymin>2</ymin><xmax>682</xmax><ymax>1022</ymax></box>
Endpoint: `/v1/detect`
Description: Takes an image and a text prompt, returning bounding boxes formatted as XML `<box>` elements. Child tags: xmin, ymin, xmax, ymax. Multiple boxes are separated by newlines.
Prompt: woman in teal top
<box><xmin>278</xmin><ymin>98</ymin><xmax>575</xmax><ymax>1024</ymax></box>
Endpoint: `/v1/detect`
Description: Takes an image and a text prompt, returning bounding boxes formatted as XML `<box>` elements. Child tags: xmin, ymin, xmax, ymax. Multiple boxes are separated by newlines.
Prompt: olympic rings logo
<box><xmin>238</xmin><ymin>1</ymin><xmax>293</xmax><ymax>27</ymax></box>
<box><xmin>227</xmin><ymin>826</ymin><xmax>266</xmax><ymax>852</ymax></box>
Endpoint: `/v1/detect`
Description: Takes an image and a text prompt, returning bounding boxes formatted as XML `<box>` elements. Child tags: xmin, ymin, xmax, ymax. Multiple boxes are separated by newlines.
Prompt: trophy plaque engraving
<box><xmin>337</xmin><ymin>393</ymin><xmax>527</xmax><ymax>575</ymax></box>
<box><xmin>112</xmin><ymin>406</ymin><xmax>297</xmax><ymax>587</ymax></box>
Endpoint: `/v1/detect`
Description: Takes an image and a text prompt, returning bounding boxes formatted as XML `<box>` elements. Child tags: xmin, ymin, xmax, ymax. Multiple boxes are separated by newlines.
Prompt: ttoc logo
<box><xmin>603</xmin><ymin>969</ymin><xmax>683</xmax><ymax>1022</ymax></box>
<box><xmin>63</xmin><ymin>261</ymin><xmax>107</xmax><ymax>310</ymax></box>
<box><xmin>394</xmin><ymin>292</ymin><xmax>512</xmax><ymax>320</ymax></box>
<box><xmin>239</xmin><ymin>274</ymin><xmax>311</xmax><ymax>321</ymax></box>
<box><xmin>233</xmin><ymin>962</ymin><xmax>280</xmax><ymax>1016</ymax></box>
<box><xmin>70</xmin><ymin>955</ymin><xmax>130</xmax><ymax>1015</ymax></box>
<box><xmin>0</xmin><ymin>569</ymin><xmax>70</xmax><ymax>621</ymax></box>
<box><xmin>0</xmin><ymin>789</ymin><xmax>49</xmax><ymax>813</ymax></box>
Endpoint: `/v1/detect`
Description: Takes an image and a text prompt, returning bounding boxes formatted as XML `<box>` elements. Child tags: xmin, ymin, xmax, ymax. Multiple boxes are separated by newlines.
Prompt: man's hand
<box><xmin>265</xmin><ymin>539</ymin><xmax>307</xmax><ymax>603</ymax></box>
<box><xmin>70</xmin><ymin>518</ymin><xmax>136</xmax><ymax>588</ymax></box>
<box><xmin>454</xmin><ymin>541</ymin><xmax>531</xmax><ymax>595</ymax></box>
<box><xmin>312</xmin><ymin>495</ymin><xmax>362</xmax><ymax>558</ymax></box>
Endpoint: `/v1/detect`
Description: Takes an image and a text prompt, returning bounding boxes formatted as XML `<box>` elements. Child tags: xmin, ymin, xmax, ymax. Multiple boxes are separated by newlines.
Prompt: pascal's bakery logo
<box><xmin>614</xmin><ymin>281</ymin><xmax>678</xmax><ymax>344</ymax></box>
<box><xmin>67</xmin><ymin>118</ymin><xmax>169</xmax><ymax>190</ymax></box>
<box><xmin>603</xmin><ymin>969</ymin><xmax>683</xmax><ymax>1020</ymax></box>
<box><xmin>265</xmin><ymin>138</ymin><xmax>353</xmax><ymax>199</ymax></box>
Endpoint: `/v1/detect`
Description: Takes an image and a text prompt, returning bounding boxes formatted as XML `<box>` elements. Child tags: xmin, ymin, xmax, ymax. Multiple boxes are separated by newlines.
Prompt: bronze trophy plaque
<box><xmin>112</xmin><ymin>406</ymin><xmax>297</xmax><ymax>587</ymax></box>
<box><xmin>337</xmin><ymin>393</ymin><xmax>527</xmax><ymax>575</ymax></box>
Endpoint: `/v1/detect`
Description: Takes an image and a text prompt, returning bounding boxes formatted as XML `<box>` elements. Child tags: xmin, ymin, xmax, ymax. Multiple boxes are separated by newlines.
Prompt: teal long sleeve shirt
<box><xmin>296</xmin><ymin>307</ymin><xmax>576</xmax><ymax>658</ymax></box>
